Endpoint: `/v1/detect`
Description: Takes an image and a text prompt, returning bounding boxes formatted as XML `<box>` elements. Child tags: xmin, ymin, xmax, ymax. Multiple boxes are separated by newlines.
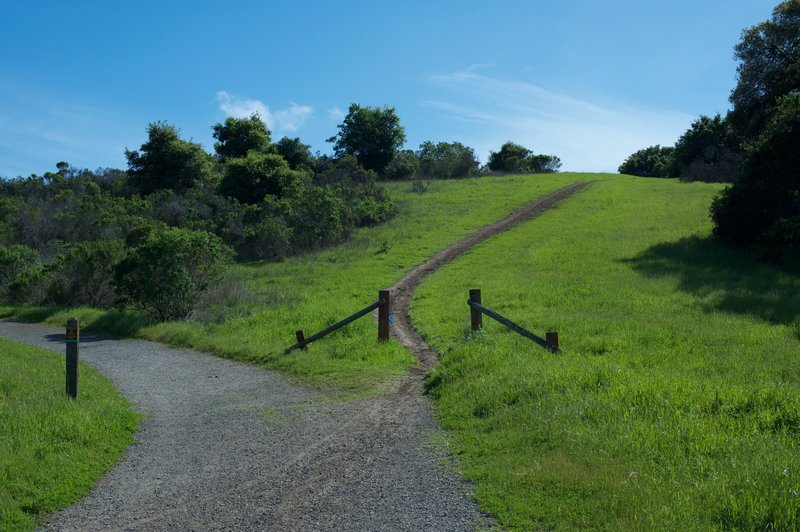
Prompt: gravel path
<box><xmin>0</xmin><ymin>182</ymin><xmax>589</xmax><ymax>531</ymax></box>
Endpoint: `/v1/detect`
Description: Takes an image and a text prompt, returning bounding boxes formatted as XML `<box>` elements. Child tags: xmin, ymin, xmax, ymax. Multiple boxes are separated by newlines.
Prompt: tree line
<box><xmin>0</xmin><ymin>104</ymin><xmax>561</xmax><ymax>321</ymax></box>
<box><xmin>619</xmin><ymin>0</ymin><xmax>800</xmax><ymax>259</ymax></box>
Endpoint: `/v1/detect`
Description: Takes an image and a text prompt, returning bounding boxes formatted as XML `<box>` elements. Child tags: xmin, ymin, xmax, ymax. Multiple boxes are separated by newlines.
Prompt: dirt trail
<box><xmin>385</xmin><ymin>181</ymin><xmax>591</xmax><ymax>390</ymax></box>
<box><xmin>0</xmin><ymin>181</ymin><xmax>589</xmax><ymax>531</ymax></box>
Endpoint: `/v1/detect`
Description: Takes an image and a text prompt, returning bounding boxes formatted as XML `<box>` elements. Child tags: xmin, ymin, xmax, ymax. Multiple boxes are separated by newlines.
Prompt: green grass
<box><xmin>412</xmin><ymin>175</ymin><xmax>800</xmax><ymax>529</ymax></box>
<box><xmin>3</xmin><ymin>173</ymin><xmax>590</xmax><ymax>394</ymax></box>
<box><xmin>0</xmin><ymin>337</ymin><xmax>139</xmax><ymax>530</ymax></box>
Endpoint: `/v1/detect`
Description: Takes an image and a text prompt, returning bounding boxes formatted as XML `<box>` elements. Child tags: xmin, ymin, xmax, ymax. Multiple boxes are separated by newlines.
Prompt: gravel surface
<box><xmin>0</xmin><ymin>183</ymin><xmax>590</xmax><ymax>531</ymax></box>
<box><xmin>0</xmin><ymin>322</ymin><xmax>487</xmax><ymax>531</ymax></box>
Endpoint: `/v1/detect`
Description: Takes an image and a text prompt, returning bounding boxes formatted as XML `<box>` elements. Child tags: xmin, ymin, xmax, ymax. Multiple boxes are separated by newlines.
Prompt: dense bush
<box><xmin>711</xmin><ymin>94</ymin><xmax>800</xmax><ymax>253</ymax></box>
<box><xmin>212</xmin><ymin>114</ymin><xmax>271</xmax><ymax>161</ymax></box>
<box><xmin>618</xmin><ymin>145</ymin><xmax>675</xmax><ymax>177</ymax></box>
<box><xmin>219</xmin><ymin>152</ymin><xmax>304</xmax><ymax>204</ymax></box>
<box><xmin>113</xmin><ymin>227</ymin><xmax>233</xmax><ymax>321</ymax></box>
<box><xmin>282</xmin><ymin>186</ymin><xmax>347</xmax><ymax>250</ymax></box>
<box><xmin>487</xmin><ymin>142</ymin><xmax>561</xmax><ymax>174</ymax></box>
<box><xmin>0</xmin><ymin>245</ymin><xmax>40</xmax><ymax>298</ymax></box>
<box><xmin>673</xmin><ymin>115</ymin><xmax>741</xmax><ymax>182</ymax></box>
<box><xmin>382</xmin><ymin>151</ymin><xmax>419</xmax><ymax>180</ymax></box>
<box><xmin>416</xmin><ymin>141</ymin><xmax>479</xmax><ymax>179</ymax></box>
<box><xmin>46</xmin><ymin>240</ymin><xmax>125</xmax><ymax>307</ymax></box>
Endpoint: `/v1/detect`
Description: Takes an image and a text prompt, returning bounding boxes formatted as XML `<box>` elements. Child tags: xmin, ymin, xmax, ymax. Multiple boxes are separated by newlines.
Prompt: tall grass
<box><xmin>412</xmin><ymin>176</ymin><xmax>800</xmax><ymax>529</ymax></box>
<box><xmin>0</xmin><ymin>338</ymin><xmax>139</xmax><ymax>530</ymax></box>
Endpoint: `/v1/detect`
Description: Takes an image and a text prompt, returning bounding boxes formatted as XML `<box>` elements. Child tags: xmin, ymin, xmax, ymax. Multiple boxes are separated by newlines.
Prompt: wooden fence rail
<box><xmin>467</xmin><ymin>288</ymin><xmax>559</xmax><ymax>353</ymax></box>
<box><xmin>285</xmin><ymin>290</ymin><xmax>391</xmax><ymax>353</ymax></box>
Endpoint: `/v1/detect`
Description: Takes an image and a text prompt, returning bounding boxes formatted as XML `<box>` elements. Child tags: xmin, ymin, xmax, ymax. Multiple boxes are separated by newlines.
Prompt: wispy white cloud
<box><xmin>273</xmin><ymin>103</ymin><xmax>313</xmax><ymax>132</ymax></box>
<box><xmin>327</xmin><ymin>106</ymin><xmax>346</xmax><ymax>121</ymax></box>
<box><xmin>0</xmin><ymin>88</ymin><xmax>139</xmax><ymax>178</ymax></box>
<box><xmin>426</xmin><ymin>69</ymin><xmax>694</xmax><ymax>172</ymax></box>
<box><xmin>215</xmin><ymin>91</ymin><xmax>313</xmax><ymax>133</ymax></box>
<box><xmin>215</xmin><ymin>90</ymin><xmax>269</xmax><ymax>120</ymax></box>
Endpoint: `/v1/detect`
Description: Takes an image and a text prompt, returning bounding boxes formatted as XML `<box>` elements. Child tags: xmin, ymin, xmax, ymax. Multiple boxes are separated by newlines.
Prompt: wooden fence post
<box><xmin>469</xmin><ymin>289</ymin><xmax>482</xmax><ymax>331</ymax></box>
<box><xmin>295</xmin><ymin>330</ymin><xmax>306</xmax><ymax>349</ymax></box>
<box><xmin>66</xmin><ymin>318</ymin><xmax>79</xmax><ymax>399</ymax></box>
<box><xmin>546</xmin><ymin>331</ymin><xmax>559</xmax><ymax>351</ymax></box>
<box><xmin>378</xmin><ymin>290</ymin><xmax>390</xmax><ymax>342</ymax></box>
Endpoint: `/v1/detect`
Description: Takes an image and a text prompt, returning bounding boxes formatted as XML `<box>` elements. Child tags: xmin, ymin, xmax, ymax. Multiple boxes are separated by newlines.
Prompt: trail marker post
<box><xmin>65</xmin><ymin>318</ymin><xmax>79</xmax><ymax>399</ymax></box>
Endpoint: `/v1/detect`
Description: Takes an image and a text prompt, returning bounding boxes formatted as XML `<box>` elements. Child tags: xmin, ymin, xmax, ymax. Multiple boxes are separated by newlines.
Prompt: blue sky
<box><xmin>0</xmin><ymin>0</ymin><xmax>778</xmax><ymax>178</ymax></box>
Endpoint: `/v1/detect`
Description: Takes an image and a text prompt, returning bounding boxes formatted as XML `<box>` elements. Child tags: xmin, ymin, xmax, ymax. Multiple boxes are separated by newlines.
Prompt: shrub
<box><xmin>219</xmin><ymin>152</ymin><xmax>304</xmax><ymax>205</ymax></box>
<box><xmin>46</xmin><ymin>240</ymin><xmax>125</xmax><ymax>307</ymax></box>
<box><xmin>382</xmin><ymin>151</ymin><xmax>419</xmax><ymax>180</ymax></box>
<box><xmin>0</xmin><ymin>245</ymin><xmax>39</xmax><ymax>295</ymax></box>
<box><xmin>618</xmin><ymin>145</ymin><xmax>676</xmax><ymax>177</ymax></box>
<box><xmin>114</xmin><ymin>227</ymin><xmax>233</xmax><ymax>321</ymax></box>
<box><xmin>236</xmin><ymin>216</ymin><xmax>292</xmax><ymax>261</ymax></box>
<box><xmin>282</xmin><ymin>186</ymin><xmax>347</xmax><ymax>250</ymax></box>
<box><xmin>711</xmin><ymin>94</ymin><xmax>800</xmax><ymax>254</ymax></box>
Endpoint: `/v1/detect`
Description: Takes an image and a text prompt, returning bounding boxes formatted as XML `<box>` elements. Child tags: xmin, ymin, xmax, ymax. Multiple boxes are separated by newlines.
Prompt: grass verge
<box><xmin>0</xmin><ymin>337</ymin><xmax>139</xmax><ymax>530</ymax></box>
<box><xmin>412</xmin><ymin>176</ymin><xmax>800</xmax><ymax>529</ymax></box>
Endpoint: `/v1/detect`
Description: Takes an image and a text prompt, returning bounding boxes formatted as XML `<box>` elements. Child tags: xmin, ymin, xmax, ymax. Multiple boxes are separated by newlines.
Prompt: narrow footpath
<box><xmin>0</xmin><ymin>182</ymin><xmax>589</xmax><ymax>531</ymax></box>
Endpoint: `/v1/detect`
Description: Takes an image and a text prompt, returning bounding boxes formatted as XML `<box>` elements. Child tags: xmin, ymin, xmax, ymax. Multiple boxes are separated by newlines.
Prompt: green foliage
<box><xmin>673</xmin><ymin>114</ymin><xmax>742</xmax><ymax>182</ymax></box>
<box><xmin>212</xmin><ymin>114</ymin><xmax>272</xmax><ymax>161</ymax></box>
<box><xmin>729</xmin><ymin>0</ymin><xmax>800</xmax><ymax>139</ymax></box>
<box><xmin>274</xmin><ymin>136</ymin><xmax>314</xmax><ymax>172</ymax></box>
<box><xmin>487</xmin><ymin>141</ymin><xmax>561</xmax><ymax>173</ymax></box>
<box><xmin>327</xmin><ymin>104</ymin><xmax>406</xmax><ymax>174</ymax></box>
<box><xmin>219</xmin><ymin>151</ymin><xmax>304</xmax><ymax>204</ymax></box>
<box><xmin>712</xmin><ymin>93</ymin><xmax>800</xmax><ymax>253</ymax></box>
<box><xmin>46</xmin><ymin>240</ymin><xmax>125</xmax><ymax>307</ymax></box>
<box><xmin>416</xmin><ymin>141</ymin><xmax>479</xmax><ymax>179</ymax></box>
<box><xmin>282</xmin><ymin>185</ymin><xmax>347</xmax><ymax>250</ymax></box>
<box><xmin>382</xmin><ymin>150</ymin><xmax>419</xmax><ymax>181</ymax></box>
<box><xmin>0</xmin><ymin>245</ymin><xmax>39</xmax><ymax>296</ymax></box>
<box><xmin>314</xmin><ymin>154</ymin><xmax>376</xmax><ymax>186</ymax></box>
<box><xmin>0</xmin><ymin>337</ymin><xmax>138</xmax><ymax>530</ymax></box>
<box><xmin>125</xmin><ymin>122</ymin><xmax>214</xmax><ymax>194</ymax></box>
<box><xmin>236</xmin><ymin>215</ymin><xmax>292</xmax><ymax>261</ymax></box>
<box><xmin>618</xmin><ymin>145</ymin><xmax>675</xmax><ymax>177</ymax></box>
<box><xmin>113</xmin><ymin>227</ymin><xmax>233</xmax><ymax>321</ymax></box>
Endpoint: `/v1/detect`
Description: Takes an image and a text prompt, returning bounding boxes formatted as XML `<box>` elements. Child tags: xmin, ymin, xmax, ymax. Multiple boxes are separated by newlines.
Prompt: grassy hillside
<box><xmin>5</xmin><ymin>174</ymin><xmax>590</xmax><ymax>394</ymax></box>
<box><xmin>0</xmin><ymin>338</ymin><xmax>139</xmax><ymax>530</ymax></box>
<box><xmin>412</xmin><ymin>176</ymin><xmax>800</xmax><ymax>529</ymax></box>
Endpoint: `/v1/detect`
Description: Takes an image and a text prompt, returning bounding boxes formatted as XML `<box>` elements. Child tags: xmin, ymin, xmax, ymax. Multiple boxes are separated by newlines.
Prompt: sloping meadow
<box><xmin>412</xmin><ymin>176</ymin><xmax>800</xmax><ymax>529</ymax></box>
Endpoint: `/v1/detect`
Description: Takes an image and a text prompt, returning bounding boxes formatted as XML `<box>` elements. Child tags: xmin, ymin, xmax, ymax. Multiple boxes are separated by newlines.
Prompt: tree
<box><xmin>274</xmin><ymin>136</ymin><xmax>314</xmax><ymax>172</ymax></box>
<box><xmin>618</xmin><ymin>146</ymin><xmax>676</xmax><ymax>177</ymax></box>
<box><xmin>672</xmin><ymin>114</ymin><xmax>741</xmax><ymax>182</ymax></box>
<box><xmin>487</xmin><ymin>142</ymin><xmax>531</xmax><ymax>173</ymax></box>
<box><xmin>729</xmin><ymin>0</ymin><xmax>800</xmax><ymax>139</ymax></box>
<box><xmin>218</xmin><ymin>152</ymin><xmax>304</xmax><ymax>204</ymax></box>
<box><xmin>416</xmin><ymin>141</ymin><xmax>480</xmax><ymax>179</ymax></box>
<box><xmin>125</xmin><ymin>122</ymin><xmax>214</xmax><ymax>194</ymax></box>
<box><xmin>212</xmin><ymin>114</ymin><xmax>272</xmax><ymax>161</ymax></box>
<box><xmin>487</xmin><ymin>142</ymin><xmax>561</xmax><ymax>174</ymax></box>
<box><xmin>528</xmin><ymin>154</ymin><xmax>562</xmax><ymax>173</ymax></box>
<box><xmin>327</xmin><ymin>104</ymin><xmax>406</xmax><ymax>174</ymax></box>
<box><xmin>114</xmin><ymin>227</ymin><xmax>232</xmax><ymax>321</ymax></box>
<box><xmin>711</xmin><ymin>93</ymin><xmax>800</xmax><ymax>251</ymax></box>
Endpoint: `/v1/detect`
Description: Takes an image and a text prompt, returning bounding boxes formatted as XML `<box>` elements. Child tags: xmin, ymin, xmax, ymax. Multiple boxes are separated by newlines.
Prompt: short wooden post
<box><xmin>378</xmin><ymin>290</ymin><xmax>390</xmax><ymax>342</ymax></box>
<box><xmin>469</xmin><ymin>289</ymin><xmax>482</xmax><ymax>331</ymax></box>
<box><xmin>295</xmin><ymin>330</ymin><xmax>306</xmax><ymax>349</ymax></box>
<box><xmin>546</xmin><ymin>331</ymin><xmax>559</xmax><ymax>352</ymax></box>
<box><xmin>66</xmin><ymin>318</ymin><xmax>79</xmax><ymax>399</ymax></box>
